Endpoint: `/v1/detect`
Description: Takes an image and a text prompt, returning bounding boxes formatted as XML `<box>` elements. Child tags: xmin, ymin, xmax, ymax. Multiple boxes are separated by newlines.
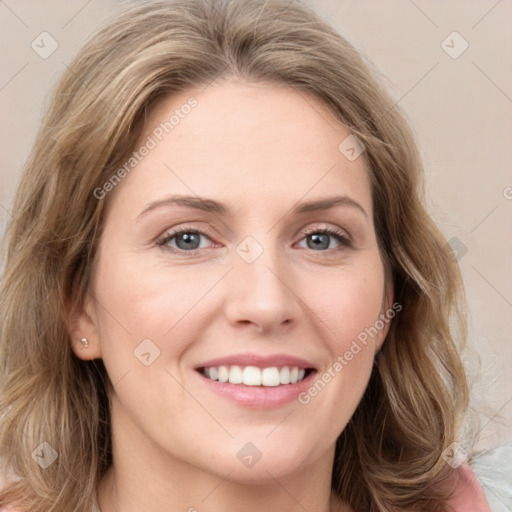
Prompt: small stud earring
<box><xmin>80</xmin><ymin>337</ymin><xmax>89</xmax><ymax>348</ymax></box>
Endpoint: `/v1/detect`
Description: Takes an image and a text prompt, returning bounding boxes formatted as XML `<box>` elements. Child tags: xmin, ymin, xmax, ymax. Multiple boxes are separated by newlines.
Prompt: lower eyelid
<box><xmin>301</xmin><ymin>228</ymin><xmax>351</xmax><ymax>244</ymax></box>
<box><xmin>156</xmin><ymin>228</ymin><xmax>351</xmax><ymax>252</ymax></box>
<box><xmin>157</xmin><ymin>230</ymin><xmax>212</xmax><ymax>249</ymax></box>
<box><xmin>296</xmin><ymin>235</ymin><xmax>351</xmax><ymax>251</ymax></box>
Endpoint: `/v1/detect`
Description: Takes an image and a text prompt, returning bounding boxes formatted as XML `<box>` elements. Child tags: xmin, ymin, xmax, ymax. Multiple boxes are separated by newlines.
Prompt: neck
<box><xmin>97</xmin><ymin>400</ymin><xmax>350</xmax><ymax>512</ymax></box>
<box><xmin>98</xmin><ymin>464</ymin><xmax>348</xmax><ymax>512</ymax></box>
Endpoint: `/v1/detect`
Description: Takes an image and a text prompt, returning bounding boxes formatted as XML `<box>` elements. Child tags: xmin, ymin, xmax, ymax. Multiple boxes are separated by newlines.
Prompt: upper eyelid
<box><xmin>302</xmin><ymin>225</ymin><xmax>350</xmax><ymax>237</ymax></box>
<box><xmin>159</xmin><ymin>223</ymin><xmax>348</xmax><ymax>238</ymax></box>
<box><xmin>157</xmin><ymin>226</ymin><xmax>212</xmax><ymax>244</ymax></box>
<box><xmin>157</xmin><ymin>224</ymin><xmax>351</xmax><ymax>248</ymax></box>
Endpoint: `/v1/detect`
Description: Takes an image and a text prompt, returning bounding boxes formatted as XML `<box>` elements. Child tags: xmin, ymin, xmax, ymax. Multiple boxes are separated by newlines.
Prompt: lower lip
<box><xmin>195</xmin><ymin>370</ymin><xmax>317</xmax><ymax>408</ymax></box>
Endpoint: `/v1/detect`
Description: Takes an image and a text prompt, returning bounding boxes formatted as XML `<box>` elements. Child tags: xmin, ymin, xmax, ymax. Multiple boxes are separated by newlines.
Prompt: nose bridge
<box><xmin>224</xmin><ymin>232</ymin><xmax>300</xmax><ymax>332</ymax></box>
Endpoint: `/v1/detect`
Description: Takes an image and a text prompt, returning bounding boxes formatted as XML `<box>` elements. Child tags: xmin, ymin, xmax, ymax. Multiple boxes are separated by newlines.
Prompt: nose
<box><xmin>223</xmin><ymin>242</ymin><xmax>301</xmax><ymax>335</ymax></box>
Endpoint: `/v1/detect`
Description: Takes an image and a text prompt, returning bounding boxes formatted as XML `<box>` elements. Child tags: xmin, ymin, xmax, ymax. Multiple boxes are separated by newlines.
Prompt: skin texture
<box><xmin>70</xmin><ymin>79</ymin><xmax>392</xmax><ymax>512</ymax></box>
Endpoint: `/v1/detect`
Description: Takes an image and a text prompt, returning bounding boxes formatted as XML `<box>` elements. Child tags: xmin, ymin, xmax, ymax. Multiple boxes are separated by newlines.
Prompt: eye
<box><xmin>156</xmin><ymin>227</ymin><xmax>215</xmax><ymax>252</ymax></box>
<box><xmin>297</xmin><ymin>227</ymin><xmax>352</xmax><ymax>251</ymax></box>
<box><xmin>156</xmin><ymin>225</ymin><xmax>352</xmax><ymax>254</ymax></box>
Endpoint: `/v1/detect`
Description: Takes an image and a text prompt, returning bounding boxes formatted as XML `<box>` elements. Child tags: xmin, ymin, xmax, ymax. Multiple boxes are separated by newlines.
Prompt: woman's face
<box><xmin>74</xmin><ymin>80</ymin><xmax>392</xmax><ymax>483</ymax></box>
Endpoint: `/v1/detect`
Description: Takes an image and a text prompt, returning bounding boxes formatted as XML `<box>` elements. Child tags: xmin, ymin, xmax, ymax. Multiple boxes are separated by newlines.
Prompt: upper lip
<box><xmin>195</xmin><ymin>353</ymin><xmax>317</xmax><ymax>370</ymax></box>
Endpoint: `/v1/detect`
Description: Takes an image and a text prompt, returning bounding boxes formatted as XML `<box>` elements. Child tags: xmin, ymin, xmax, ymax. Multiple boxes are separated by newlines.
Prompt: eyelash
<box><xmin>156</xmin><ymin>225</ymin><xmax>352</xmax><ymax>254</ymax></box>
<box><xmin>301</xmin><ymin>226</ymin><xmax>352</xmax><ymax>249</ymax></box>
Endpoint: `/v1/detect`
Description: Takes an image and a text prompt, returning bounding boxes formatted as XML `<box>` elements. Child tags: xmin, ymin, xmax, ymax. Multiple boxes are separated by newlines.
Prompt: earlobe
<box><xmin>67</xmin><ymin>297</ymin><xmax>102</xmax><ymax>360</ymax></box>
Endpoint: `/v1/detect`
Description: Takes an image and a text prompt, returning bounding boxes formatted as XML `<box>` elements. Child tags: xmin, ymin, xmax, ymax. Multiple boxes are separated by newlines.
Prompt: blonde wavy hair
<box><xmin>0</xmin><ymin>0</ymin><xmax>470</xmax><ymax>510</ymax></box>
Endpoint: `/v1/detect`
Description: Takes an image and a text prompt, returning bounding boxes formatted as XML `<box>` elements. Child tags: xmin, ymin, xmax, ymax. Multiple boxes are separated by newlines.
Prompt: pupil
<box><xmin>177</xmin><ymin>233</ymin><xmax>199</xmax><ymax>250</ymax></box>
<box><xmin>309</xmin><ymin>233</ymin><xmax>328</xmax><ymax>250</ymax></box>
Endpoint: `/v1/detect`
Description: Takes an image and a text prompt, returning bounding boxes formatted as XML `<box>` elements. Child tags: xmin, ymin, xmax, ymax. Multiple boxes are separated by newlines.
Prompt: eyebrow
<box><xmin>136</xmin><ymin>194</ymin><xmax>368</xmax><ymax>220</ymax></box>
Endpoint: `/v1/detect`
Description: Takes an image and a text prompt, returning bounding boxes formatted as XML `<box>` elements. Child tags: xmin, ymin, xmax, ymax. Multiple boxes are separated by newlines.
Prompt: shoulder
<box><xmin>445</xmin><ymin>444</ymin><xmax>512</xmax><ymax>512</ymax></box>
<box><xmin>446</xmin><ymin>462</ymin><xmax>491</xmax><ymax>511</ymax></box>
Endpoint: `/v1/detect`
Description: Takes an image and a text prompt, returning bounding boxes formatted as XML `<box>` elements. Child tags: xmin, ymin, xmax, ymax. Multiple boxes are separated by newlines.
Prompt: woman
<box><xmin>0</xmin><ymin>0</ymin><xmax>495</xmax><ymax>510</ymax></box>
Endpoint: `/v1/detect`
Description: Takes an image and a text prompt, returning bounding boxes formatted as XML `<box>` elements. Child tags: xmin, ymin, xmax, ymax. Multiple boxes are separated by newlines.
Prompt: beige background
<box><xmin>0</xmin><ymin>0</ymin><xmax>511</xmax><ymax>450</ymax></box>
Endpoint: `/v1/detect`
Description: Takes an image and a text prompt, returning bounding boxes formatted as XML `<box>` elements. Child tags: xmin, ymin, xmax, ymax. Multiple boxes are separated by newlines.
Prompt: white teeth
<box><xmin>202</xmin><ymin>365</ymin><xmax>309</xmax><ymax>386</ymax></box>
<box><xmin>279</xmin><ymin>366</ymin><xmax>291</xmax><ymax>385</ymax></box>
<box><xmin>218</xmin><ymin>366</ymin><xmax>229</xmax><ymax>383</ymax></box>
<box><xmin>242</xmin><ymin>366</ymin><xmax>262</xmax><ymax>386</ymax></box>
<box><xmin>228</xmin><ymin>365</ymin><xmax>243</xmax><ymax>384</ymax></box>
<box><xmin>261</xmin><ymin>367</ymin><xmax>280</xmax><ymax>387</ymax></box>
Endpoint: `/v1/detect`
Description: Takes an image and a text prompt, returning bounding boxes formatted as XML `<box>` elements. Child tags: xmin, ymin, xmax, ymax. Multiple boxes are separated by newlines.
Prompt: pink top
<box><xmin>1</xmin><ymin>463</ymin><xmax>490</xmax><ymax>511</ymax></box>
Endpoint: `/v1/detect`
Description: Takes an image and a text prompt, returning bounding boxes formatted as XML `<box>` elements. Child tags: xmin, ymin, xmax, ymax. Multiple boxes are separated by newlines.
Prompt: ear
<box><xmin>375</xmin><ymin>277</ymin><xmax>395</xmax><ymax>353</ymax></box>
<box><xmin>67</xmin><ymin>294</ymin><xmax>103</xmax><ymax>360</ymax></box>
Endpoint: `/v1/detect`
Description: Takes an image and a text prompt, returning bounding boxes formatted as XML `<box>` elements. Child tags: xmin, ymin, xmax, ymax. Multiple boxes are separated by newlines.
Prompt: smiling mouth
<box><xmin>198</xmin><ymin>365</ymin><xmax>315</xmax><ymax>387</ymax></box>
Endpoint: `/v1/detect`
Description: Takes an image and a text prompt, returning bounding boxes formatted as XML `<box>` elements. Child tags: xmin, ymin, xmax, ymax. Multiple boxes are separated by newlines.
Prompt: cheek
<box><xmin>296</xmin><ymin>259</ymin><xmax>386</xmax><ymax>424</ymax></box>
<box><xmin>91</xmin><ymin>249</ymin><xmax>226</xmax><ymax>365</ymax></box>
<box><xmin>89</xmin><ymin>251</ymin><xmax>206</xmax><ymax>422</ymax></box>
<box><xmin>309</xmin><ymin>261</ymin><xmax>386</xmax><ymax>355</ymax></box>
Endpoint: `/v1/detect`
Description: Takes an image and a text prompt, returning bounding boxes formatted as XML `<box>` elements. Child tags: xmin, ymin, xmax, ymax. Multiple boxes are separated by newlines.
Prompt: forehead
<box><xmin>110</xmin><ymin>79</ymin><xmax>372</xmax><ymax>220</ymax></box>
